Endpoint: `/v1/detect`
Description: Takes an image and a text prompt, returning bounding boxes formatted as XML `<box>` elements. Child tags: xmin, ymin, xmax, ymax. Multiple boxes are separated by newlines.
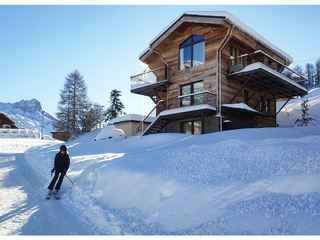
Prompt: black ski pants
<box><xmin>48</xmin><ymin>171</ymin><xmax>66</xmax><ymax>191</ymax></box>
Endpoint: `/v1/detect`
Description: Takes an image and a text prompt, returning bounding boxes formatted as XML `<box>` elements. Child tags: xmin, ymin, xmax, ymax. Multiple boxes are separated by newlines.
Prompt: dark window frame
<box><xmin>182</xmin><ymin>120</ymin><xmax>202</xmax><ymax>135</ymax></box>
<box><xmin>180</xmin><ymin>81</ymin><xmax>204</xmax><ymax>107</ymax></box>
<box><xmin>179</xmin><ymin>35</ymin><xmax>205</xmax><ymax>70</ymax></box>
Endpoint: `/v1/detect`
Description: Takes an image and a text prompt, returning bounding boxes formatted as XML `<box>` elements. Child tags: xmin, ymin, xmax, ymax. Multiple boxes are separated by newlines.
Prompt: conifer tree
<box><xmin>53</xmin><ymin>69</ymin><xmax>90</xmax><ymax>139</ymax></box>
<box><xmin>104</xmin><ymin>89</ymin><xmax>126</xmax><ymax>122</ymax></box>
<box><xmin>295</xmin><ymin>98</ymin><xmax>316</xmax><ymax>127</ymax></box>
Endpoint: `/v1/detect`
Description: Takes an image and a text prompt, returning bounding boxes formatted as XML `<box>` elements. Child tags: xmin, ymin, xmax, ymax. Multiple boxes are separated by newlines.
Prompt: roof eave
<box><xmin>139</xmin><ymin>11</ymin><xmax>293</xmax><ymax>64</ymax></box>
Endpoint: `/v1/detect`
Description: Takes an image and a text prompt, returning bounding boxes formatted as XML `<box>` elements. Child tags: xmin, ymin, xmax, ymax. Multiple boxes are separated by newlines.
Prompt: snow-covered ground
<box><xmin>1</xmin><ymin>125</ymin><xmax>320</xmax><ymax>235</ymax></box>
<box><xmin>1</xmin><ymin>88</ymin><xmax>320</xmax><ymax>235</ymax></box>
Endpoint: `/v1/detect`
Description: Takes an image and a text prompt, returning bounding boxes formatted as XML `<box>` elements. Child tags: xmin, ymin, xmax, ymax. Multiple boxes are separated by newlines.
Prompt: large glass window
<box><xmin>180</xmin><ymin>81</ymin><xmax>203</xmax><ymax>107</ymax></box>
<box><xmin>182</xmin><ymin>121</ymin><xmax>202</xmax><ymax>135</ymax></box>
<box><xmin>180</xmin><ymin>35</ymin><xmax>205</xmax><ymax>70</ymax></box>
<box><xmin>231</xmin><ymin>47</ymin><xmax>236</xmax><ymax>66</ymax></box>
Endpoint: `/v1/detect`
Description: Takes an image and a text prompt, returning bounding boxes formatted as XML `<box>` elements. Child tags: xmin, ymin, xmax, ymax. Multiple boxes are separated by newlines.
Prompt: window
<box><xmin>230</xmin><ymin>47</ymin><xmax>236</xmax><ymax>65</ymax></box>
<box><xmin>265</xmin><ymin>98</ymin><xmax>270</xmax><ymax>113</ymax></box>
<box><xmin>260</xmin><ymin>96</ymin><xmax>264</xmax><ymax>111</ymax></box>
<box><xmin>182</xmin><ymin>120</ymin><xmax>202</xmax><ymax>135</ymax></box>
<box><xmin>244</xmin><ymin>90</ymin><xmax>249</xmax><ymax>105</ymax></box>
<box><xmin>239</xmin><ymin>51</ymin><xmax>244</xmax><ymax>66</ymax></box>
<box><xmin>180</xmin><ymin>35</ymin><xmax>205</xmax><ymax>70</ymax></box>
<box><xmin>181</xmin><ymin>81</ymin><xmax>204</xmax><ymax>107</ymax></box>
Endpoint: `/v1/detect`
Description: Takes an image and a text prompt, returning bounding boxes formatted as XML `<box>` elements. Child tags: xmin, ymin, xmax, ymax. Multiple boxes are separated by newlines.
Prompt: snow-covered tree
<box><xmin>295</xmin><ymin>98</ymin><xmax>316</xmax><ymax>127</ymax></box>
<box><xmin>104</xmin><ymin>89</ymin><xmax>126</xmax><ymax>122</ymax></box>
<box><xmin>54</xmin><ymin>69</ymin><xmax>90</xmax><ymax>138</ymax></box>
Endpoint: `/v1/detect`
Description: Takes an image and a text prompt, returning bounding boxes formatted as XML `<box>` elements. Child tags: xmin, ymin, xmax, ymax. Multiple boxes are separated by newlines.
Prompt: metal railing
<box><xmin>136</xmin><ymin>100</ymin><xmax>164</xmax><ymax>134</ymax></box>
<box><xmin>228</xmin><ymin>50</ymin><xmax>308</xmax><ymax>83</ymax></box>
<box><xmin>131</xmin><ymin>66</ymin><xmax>168</xmax><ymax>89</ymax></box>
<box><xmin>177</xmin><ymin>90</ymin><xmax>217</xmax><ymax>108</ymax></box>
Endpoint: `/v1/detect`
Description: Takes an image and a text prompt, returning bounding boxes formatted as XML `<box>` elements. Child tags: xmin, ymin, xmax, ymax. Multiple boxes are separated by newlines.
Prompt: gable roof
<box><xmin>139</xmin><ymin>11</ymin><xmax>293</xmax><ymax>64</ymax></box>
<box><xmin>0</xmin><ymin>112</ymin><xmax>15</xmax><ymax>125</ymax></box>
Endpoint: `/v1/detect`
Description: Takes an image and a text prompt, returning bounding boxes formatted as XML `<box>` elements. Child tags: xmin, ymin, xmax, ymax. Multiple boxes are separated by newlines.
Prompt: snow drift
<box><xmin>93</xmin><ymin>125</ymin><xmax>126</xmax><ymax>141</ymax></box>
<box><xmin>20</xmin><ymin>125</ymin><xmax>320</xmax><ymax>235</ymax></box>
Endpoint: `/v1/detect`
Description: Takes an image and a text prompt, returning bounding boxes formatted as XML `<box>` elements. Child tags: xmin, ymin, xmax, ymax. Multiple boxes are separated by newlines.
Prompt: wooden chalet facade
<box><xmin>130</xmin><ymin>11</ymin><xmax>308</xmax><ymax>135</ymax></box>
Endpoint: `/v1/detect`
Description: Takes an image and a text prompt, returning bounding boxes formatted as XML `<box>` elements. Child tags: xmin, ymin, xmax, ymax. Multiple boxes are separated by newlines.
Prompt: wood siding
<box><xmin>140</xmin><ymin>20</ymin><xmax>292</xmax><ymax>132</ymax></box>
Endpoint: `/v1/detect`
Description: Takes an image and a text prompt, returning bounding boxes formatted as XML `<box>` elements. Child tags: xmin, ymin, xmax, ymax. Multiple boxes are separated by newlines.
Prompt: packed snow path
<box><xmin>0</xmin><ymin>142</ymin><xmax>92</xmax><ymax>235</ymax></box>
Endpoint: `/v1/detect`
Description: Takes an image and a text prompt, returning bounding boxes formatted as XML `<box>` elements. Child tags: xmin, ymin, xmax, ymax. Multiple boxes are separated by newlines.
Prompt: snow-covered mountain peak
<box><xmin>12</xmin><ymin>98</ymin><xmax>42</xmax><ymax>114</ymax></box>
<box><xmin>0</xmin><ymin>98</ymin><xmax>56</xmax><ymax>136</ymax></box>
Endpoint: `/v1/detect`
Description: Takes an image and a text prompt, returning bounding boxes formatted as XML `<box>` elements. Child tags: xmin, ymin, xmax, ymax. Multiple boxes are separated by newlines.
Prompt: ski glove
<box><xmin>51</xmin><ymin>168</ymin><xmax>55</xmax><ymax>177</ymax></box>
<box><xmin>62</xmin><ymin>169</ymin><xmax>67</xmax><ymax>175</ymax></box>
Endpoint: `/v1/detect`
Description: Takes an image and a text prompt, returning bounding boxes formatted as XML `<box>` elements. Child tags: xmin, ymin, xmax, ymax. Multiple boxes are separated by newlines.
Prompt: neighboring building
<box><xmin>51</xmin><ymin>131</ymin><xmax>68</xmax><ymax>141</ymax></box>
<box><xmin>0</xmin><ymin>113</ymin><xmax>19</xmax><ymax>129</ymax></box>
<box><xmin>108</xmin><ymin>114</ymin><xmax>156</xmax><ymax>136</ymax></box>
<box><xmin>130</xmin><ymin>11</ymin><xmax>308</xmax><ymax>135</ymax></box>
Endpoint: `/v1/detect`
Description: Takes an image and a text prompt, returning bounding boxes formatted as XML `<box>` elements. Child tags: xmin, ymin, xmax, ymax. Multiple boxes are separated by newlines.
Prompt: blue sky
<box><xmin>0</xmin><ymin>5</ymin><xmax>320</xmax><ymax>118</ymax></box>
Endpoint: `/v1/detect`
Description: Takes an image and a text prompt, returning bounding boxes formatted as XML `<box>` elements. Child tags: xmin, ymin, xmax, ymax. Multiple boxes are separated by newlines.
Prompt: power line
<box><xmin>290</xmin><ymin>44</ymin><xmax>320</xmax><ymax>54</ymax></box>
<box><xmin>294</xmin><ymin>58</ymin><xmax>319</xmax><ymax>64</ymax></box>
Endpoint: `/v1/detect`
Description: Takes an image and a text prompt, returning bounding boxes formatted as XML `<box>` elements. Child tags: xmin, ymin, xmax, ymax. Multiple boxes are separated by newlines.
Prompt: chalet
<box><xmin>0</xmin><ymin>113</ymin><xmax>19</xmax><ymax>129</ymax></box>
<box><xmin>130</xmin><ymin>11</ymin><xmax>308</xmax><ymax>135</ymax></box>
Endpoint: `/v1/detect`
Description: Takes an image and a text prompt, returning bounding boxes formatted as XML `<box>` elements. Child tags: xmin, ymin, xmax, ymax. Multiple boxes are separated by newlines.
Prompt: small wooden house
<box><xmin>0</xmin><ymin>113</ymin><xmax>19</xmax><ymax>129</ymax></box>
<box><xmin>51</xmin><ymin>131</ymin><xmax>68</xmax><ymax>141</ymax></box>
<box><xmin>130</xmin><ymin>11</ymin><xmax>308</xmax><ymax>135</ymax></box>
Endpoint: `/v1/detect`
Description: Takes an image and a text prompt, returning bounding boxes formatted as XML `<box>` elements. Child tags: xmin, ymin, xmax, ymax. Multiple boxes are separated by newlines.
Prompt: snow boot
<box><xmin>46</xmin><ymin>190</ymin><xmax>52</xmax><ymax>200</ymax></box>
<box><xmin>54</xmin><ymin>190</ymin><xmax>60</xmax><ymax>200</ymax></box>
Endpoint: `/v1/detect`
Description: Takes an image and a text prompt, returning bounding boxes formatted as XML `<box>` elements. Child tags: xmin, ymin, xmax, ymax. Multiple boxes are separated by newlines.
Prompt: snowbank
<box><xmin>277</xmin><ymin>87</ymin><xmax>320</xmax><ymax>127</ymax></box>
<box><xmin>93</xmin><ymin>125</ymin><xmax>126</xmax><ymax>141</ymax></box>
<box><xmin>22</xmin><ymin>126</ymin><xmax>320</xmax><ymax>235</ymax></box>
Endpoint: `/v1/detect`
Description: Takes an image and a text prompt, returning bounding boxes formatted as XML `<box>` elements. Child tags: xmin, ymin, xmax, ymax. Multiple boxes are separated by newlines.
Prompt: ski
<box><xmin>45</xmin><ymin>194</ymin><xmax>51</xmax><ymax>200</ymax></box>
<box><xmin>54</xmin><ymin>194</ymin><xmax>60</xmax><ymax>200</ymax></box>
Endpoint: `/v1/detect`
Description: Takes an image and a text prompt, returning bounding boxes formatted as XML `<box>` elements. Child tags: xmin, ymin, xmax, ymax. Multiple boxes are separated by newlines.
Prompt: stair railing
<box><xmin>136</xmin><ymin>100</ymin><xmax>164</xmax><ymax>134</ymax></box>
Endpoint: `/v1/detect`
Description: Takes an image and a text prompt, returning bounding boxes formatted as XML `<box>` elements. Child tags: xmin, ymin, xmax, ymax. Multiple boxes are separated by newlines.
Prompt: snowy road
<box><xmin>0</xmin><ymin>153</ymin><xmax>92</xmax><ymax>235</ymax></box>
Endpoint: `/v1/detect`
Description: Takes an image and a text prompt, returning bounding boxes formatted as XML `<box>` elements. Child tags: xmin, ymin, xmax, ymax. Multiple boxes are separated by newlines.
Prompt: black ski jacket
<box><xmin>54</xmin><ymin>152</ymin><xmax>70</xmax><ymax>173</ymax></box>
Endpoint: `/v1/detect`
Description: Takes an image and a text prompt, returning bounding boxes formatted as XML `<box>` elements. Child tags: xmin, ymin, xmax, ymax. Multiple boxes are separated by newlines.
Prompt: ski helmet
<box><xmin>60</xmin><ymin>145</ymin><xmax>67</xmax><ymax>152</ymax></box>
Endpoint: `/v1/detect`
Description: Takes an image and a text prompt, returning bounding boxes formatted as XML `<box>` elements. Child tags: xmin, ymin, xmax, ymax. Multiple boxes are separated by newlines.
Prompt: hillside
<box><xmin>0</xmin><ymin>99</ymin><xmax>56</xmax><ymax>136</ymax></box>
<box><xmin>277</xmin><ymin>87</ymin><xmax>320</xmax><ymax>127</ymax></box>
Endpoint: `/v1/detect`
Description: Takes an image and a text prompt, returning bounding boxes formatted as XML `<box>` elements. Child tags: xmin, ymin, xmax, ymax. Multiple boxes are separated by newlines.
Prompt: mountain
<box><xmin>0</xmin><ymin>98</ymin><xmax>56</xmax><ymax>136</ymax></box>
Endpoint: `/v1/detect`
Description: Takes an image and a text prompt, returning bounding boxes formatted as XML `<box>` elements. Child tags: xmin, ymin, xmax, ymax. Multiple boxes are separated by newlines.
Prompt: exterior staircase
<box><xmin>143</xmin><ymin>117</ymin><xmax>168</xmax><ymax>135</ymax></box>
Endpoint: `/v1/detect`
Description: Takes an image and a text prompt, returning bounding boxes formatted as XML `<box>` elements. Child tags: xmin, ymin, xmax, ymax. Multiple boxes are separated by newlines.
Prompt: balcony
<box><xmin>227</xmin><ymin>50</ymin><xmax>308</xmax><ymax>100</ymax></box>
<box><xmin>130</xmin><ymin>66</ymin><xmax>169</xmax><ymax>96</ymax></box>
<box><xmin>228</xmin><ymin>50</ymin><xmax>308</xmax><ymax>84</ymax></box>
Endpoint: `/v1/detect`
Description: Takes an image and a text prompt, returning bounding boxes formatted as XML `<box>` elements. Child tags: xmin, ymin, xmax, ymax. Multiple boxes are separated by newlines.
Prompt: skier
<box><xmin>47</xmin><ymin>145</ymin><xmax>70</xmax><ymax>199</ymax></box>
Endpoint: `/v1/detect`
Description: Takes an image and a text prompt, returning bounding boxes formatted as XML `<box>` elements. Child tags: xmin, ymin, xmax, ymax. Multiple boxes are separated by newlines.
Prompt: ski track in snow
<box><xmin>0</xmin><ymin>140</ymin><xmax>93</xmax><ymax>235</ymax></box>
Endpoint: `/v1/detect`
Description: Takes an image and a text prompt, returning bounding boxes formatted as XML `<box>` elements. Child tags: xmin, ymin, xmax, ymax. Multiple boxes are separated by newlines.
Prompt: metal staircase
<box><xmin>143</xmin><ymin>117</ymin><xmax>168</xmax><ymax>135</ymax></box>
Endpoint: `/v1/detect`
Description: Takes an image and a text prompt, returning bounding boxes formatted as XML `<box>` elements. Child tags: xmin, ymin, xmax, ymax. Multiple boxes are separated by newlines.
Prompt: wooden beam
<box><xmin>229</xmin><ymin>73</ymin><xmax>254</xmax><ymax>104</ymax></box>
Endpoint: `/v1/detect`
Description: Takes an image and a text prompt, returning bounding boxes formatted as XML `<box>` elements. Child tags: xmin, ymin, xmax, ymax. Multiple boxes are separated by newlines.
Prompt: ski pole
<box><xmin>65</xmin><ymin>174</ymin><xmax>75</xmax><ymax>185</ymax></box>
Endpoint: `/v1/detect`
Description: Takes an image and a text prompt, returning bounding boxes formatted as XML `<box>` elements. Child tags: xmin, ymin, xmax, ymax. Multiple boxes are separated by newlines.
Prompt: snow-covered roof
<box><xmin>108</xmin><ymin>114</ymin><xmax>156</xmax><ymax>125</ymax></box>
<box><xmin>158</xmin><ymin>104</ymin><xmax>216</xmax><ymax>117</ymax></box>
<box><xmin>222</xmin><ymin>103</ymin><xmax>261</xmax><ymax>114</ymax></box>
<box><xmin>229</xmin><ymin>62</ymin><xmax>308</xmax><ymax>94</ymax></box>
<box><xmin>140</xmin><ymin>11</ymin><xmax>293</xmax><ymax>64</ymax></box>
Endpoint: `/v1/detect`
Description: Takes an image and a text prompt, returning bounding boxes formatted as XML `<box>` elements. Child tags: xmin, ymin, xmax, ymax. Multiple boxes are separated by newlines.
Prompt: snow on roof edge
<box><xmin>139</xmin><ymin>11</ymin><xmax>293</xmax><ymax>64</ymax></box>
<box><xmin>230</xmin><ymin>62</ymin><xmax>307</xmax><ymax>93</ymax></box>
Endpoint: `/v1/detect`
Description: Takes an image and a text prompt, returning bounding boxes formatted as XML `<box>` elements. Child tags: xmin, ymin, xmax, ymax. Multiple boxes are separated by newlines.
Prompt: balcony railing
<box><xmin>228</xmin><ymin>50</ymin><xmax>308</xmax><ymax>84</ymax></box>
<box><xmin>130</xmin><ymin>66</ymin><xmax>168</xmax><ymax>89</ymax></box>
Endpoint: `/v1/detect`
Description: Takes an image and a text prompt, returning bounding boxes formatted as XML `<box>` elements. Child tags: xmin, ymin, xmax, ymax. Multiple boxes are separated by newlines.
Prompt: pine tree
<box><xmin>315</xmin><ymin>58</ymin><xmax>320</xmax><ymax>87</ymax></box>
<box><xmin>295</xmin><ymin>98</ymin><xmax>316</xmax><ymax>127</ymax></box>
<box><xmin>305</xmin><ymin>63</ymin><xmax>315</xmax><ymax>89</ymax></box>
<box><xmin>54</xmin><ymin>69</ymin><xmax>90</xmax><ymax>139</ymax></box>
<box><xmin>104</xmin><ymin>89</ymin><xmax>126</xmax><ymax>122</ymax></box>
